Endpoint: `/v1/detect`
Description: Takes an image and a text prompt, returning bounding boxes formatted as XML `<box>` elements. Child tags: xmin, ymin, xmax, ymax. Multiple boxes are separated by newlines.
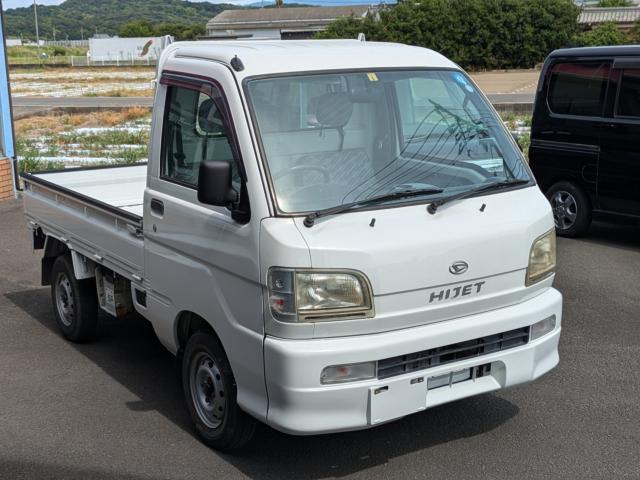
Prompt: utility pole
<box><xmin>33</xmin><ymin>0</ymin><xmax>41</xmax><ymax>61</ymax></box>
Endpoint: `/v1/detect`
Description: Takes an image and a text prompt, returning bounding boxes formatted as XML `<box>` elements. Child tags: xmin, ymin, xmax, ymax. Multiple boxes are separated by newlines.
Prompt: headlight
<box><xmin>526</xmin><ymin>229</ymin><xmax>556</xmax><ymax>286</ymax></box>
<box><xmin>268</xmin><ymin>269</ymin><xmax>374</xmax><ymax>322</ymax></box>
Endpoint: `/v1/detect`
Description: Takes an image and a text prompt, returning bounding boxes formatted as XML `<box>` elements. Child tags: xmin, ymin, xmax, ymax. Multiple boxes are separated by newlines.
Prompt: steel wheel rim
<box><xmin>55</xmin><ymin>273</ymin><xmax>74</xmax><ymax>327</ymax></box>
<box><xmin>189</xmin><ymin>352</ymin><xmax>226</xmax><ymax>429</ymax></box>
<box><xmin>551</xmin><ymin>190</ymin><xmax>578</xmax><ymax>230</ymax></box>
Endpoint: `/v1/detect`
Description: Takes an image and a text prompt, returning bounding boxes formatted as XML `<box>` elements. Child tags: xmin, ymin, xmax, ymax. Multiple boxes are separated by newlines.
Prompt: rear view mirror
<box><xmin>197</xmin><ymin>161</ymin><xmax>238</xmax><ymax>207</ymax></box>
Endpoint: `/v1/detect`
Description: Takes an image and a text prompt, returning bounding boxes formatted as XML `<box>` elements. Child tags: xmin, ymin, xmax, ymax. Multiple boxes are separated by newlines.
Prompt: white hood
<box><xmin>291</xmin><ymin>186</ymin><xmax>555</xmax><ymax>336</ymax></box>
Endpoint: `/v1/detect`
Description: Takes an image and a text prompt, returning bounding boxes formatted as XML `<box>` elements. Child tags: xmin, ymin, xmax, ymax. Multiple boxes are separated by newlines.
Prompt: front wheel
<box><xmin>546</xmin><ymin>181</ymin><xmax>592</xmax><ymax>237</ymax></box>
<box><xmin>182</xmin><ymin>332</ymin><xmax>256</xmax><ymax>450</ymax></box>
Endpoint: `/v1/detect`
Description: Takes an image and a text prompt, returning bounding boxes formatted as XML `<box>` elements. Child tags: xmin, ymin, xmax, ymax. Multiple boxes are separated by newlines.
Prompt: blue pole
<box><xmin>0</xmin><ymin>0</ymin><xmax>16</xmax><ymax>161</ymax></box>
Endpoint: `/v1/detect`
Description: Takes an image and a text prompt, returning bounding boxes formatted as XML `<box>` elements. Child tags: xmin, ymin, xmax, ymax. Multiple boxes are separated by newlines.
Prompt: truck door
<box><xmin>597</xmin><ymin>60</ymin><xmax>640</xmax><ymax>216</ymax></box>
<box><xmin>142</xmin><ymin>61</ymin><xmax>267</xmax><ymax>420</ymax></box>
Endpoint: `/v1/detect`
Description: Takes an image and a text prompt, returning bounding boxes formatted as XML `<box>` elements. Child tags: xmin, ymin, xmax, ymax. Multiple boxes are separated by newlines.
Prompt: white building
<box><xmin>88</xmin><ymin>36</ymin><xmax>174</xmax><ymax>62</ymax></box>
<box><xmin>206</xmin><ymin>6</ymin><xmax>373</xmax><ymax>40</ymax></box>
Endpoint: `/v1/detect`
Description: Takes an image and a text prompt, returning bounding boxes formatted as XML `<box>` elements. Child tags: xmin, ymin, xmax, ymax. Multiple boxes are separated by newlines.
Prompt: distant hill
<box><xmin>3</xmin><ymin>0</ymin><xmax>238</xmax><ymax>40</ymax></box>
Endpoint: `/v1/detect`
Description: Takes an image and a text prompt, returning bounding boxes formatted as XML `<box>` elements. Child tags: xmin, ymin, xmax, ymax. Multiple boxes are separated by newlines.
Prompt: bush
<box><xmin>575</xmin><ymin>22</ymin><xmax>630</xmax><ymax>46</ymax></box>
<box><xmin>318</xmin><ymin>0</ymin><xmax>580</xmax><ymax>70</ymax></box>
<box><xmin>597</xmin><ymin>0</ymin><xmax>633</xmax><ymax>6</ymax></box>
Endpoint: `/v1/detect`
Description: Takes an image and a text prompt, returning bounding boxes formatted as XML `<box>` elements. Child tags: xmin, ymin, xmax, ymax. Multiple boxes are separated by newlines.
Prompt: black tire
<box><xmin>50</xmin><ymin>255</ymin><xmax>99</xmax><ymax>342</ymax></box>
<box><xmin>546</xmin><ymin>181</ymin><xmax>592</xmax><ymax>237</ymax></box>
<box><xmin>182</xmin><ymin>332</ymin><xmax>256</xmax><ymax>451</ymax></box>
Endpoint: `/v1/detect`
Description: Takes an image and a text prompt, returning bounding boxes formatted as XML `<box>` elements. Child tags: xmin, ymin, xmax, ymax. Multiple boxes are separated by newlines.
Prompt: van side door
<box><xmin>530</xmin><ymin>59</ymin><xmax>610</xmax><ymax>203</ymax></box>
<box><xmin>597</xmin><ymin>60</ymin><xmax>640</xmax><ymax>216</ymax></box>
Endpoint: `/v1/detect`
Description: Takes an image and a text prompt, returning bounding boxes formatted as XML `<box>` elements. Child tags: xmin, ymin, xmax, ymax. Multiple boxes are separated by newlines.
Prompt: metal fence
<box><xmin>8</xmin><ymin>56</ymin><xmax>158</xmax><ymax>67</ymax></box>
<box><xmin>71</xmin><ymin>56</ymin><xmax>158</xmax><ymax>67</ymax></box>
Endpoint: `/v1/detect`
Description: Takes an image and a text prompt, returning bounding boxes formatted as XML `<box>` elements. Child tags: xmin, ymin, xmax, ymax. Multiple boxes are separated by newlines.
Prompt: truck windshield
<box><xmin>246</xmin><ymin>69</ymin><xmax>530</xmax><ymax>214</ymax></box>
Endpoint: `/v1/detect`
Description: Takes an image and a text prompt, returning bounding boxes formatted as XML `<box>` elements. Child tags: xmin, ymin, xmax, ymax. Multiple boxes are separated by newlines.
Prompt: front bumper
<box><xmin>264</xmin><ymin>288</ymin><xmax>562</xmax><ymax>435</ymax></box>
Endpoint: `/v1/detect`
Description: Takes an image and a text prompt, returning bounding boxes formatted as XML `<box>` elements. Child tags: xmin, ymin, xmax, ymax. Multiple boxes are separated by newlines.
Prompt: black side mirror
<box><xmin>197</xmin><ymin>161</ymin><xmax>238</xmax><ymax>207</ymax></box>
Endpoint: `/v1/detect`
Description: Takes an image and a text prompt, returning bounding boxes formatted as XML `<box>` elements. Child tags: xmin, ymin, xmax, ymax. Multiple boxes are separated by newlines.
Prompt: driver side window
<box><xmin>161</xmin><ymin>84</ymin><xmax>240</xmax><ymax>189</ymax></box>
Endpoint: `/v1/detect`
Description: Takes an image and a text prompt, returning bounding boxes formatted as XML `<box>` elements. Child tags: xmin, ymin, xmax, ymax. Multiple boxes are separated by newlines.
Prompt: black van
<box><xmin>529</xmin><ymin>46</ymin><xmax>640</xmax><ymax>237</ymax></box>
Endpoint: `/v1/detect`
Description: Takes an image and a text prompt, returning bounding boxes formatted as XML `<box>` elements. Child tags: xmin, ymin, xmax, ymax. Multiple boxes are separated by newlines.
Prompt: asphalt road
<box><xmin>11</xmin><ymin>93</ymin><xmax>535</xmax><ymax>109</ymax></box>
<box><xmin>0</xmin><ymin>199</ymin><xmax>638</xmax><ymax>480</ymax></box>
<box><xmin>12</xmin><ymin>97</ymin><xmax>154</xmax><ymax>108</ymax></box>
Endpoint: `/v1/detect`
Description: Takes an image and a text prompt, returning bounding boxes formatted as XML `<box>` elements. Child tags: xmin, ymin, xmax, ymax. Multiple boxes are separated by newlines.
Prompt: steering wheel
<box><xmin>275</xmin><ymin>164</ymin><xmax>331</xmax><ymax>185</ymax></box>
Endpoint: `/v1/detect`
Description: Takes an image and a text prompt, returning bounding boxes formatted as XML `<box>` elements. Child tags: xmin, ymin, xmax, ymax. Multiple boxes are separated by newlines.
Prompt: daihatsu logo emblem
<box><xmin>449</xmin><ymin>261</ymin><xmax>468</xmax><ymax>275</ymax></box>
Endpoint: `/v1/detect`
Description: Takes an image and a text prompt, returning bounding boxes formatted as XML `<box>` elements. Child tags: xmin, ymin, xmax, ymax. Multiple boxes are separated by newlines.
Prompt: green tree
<box><xmin>152</xmin><ymin>22</ymin><xmax>206</xmax><ymax>41</ymax></box>
<box><xmin>3</xmin><ymin>0</ymin><xmax>235</xmax><ymax>40</ymax></box>
<box><xmin>319</xmin><ymin>0</ymin><xmax>579</xmax><ymax>70</ymax></box>
<box><xmin>597</xmin><ymin>0</ymin><xmax>633</xmax><ymax>7</ymax></box>
<box><xmin>632</xmin><ymin>21</ymin><xmax>640</xmax><ymax>42</ymax></box>
<box><xmin>575</xmin><ymin>22</ymin><xmax>630</xmax><ymax>46</ymax></box>
<box><xmin>119</xmin><ymin>21</ymin><xmax>155</xmax><ymax>38</ymax></box>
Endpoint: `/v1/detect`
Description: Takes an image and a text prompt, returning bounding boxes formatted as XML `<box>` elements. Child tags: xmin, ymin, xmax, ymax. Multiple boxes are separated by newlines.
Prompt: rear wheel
<box><xmin>50</xmin><ymin>255</ymin><xmax>98</xmax><ymax>342</ymax></box>
<box><xmin>546</xmin><ymin>181</ymin><xmax>592</xmax><ymax>237</ymax></box>
<box><xmin>182</xmin><ymin>332</ymin><xmax>256</xmax><ymax>451</ymax></box>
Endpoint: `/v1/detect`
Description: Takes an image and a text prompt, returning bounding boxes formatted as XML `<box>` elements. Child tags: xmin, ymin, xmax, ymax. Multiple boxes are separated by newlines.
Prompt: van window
<box><xmin>161</xmin><ymin>85</ymin><xmax>239</xmax><ymax>189</ymax></box>
<box><xmin>547</xmin><ymin>62</ymin><xmax>610</xmax><ymax>117</ymax></box>
<box><xmin>616</xmin><ymin>68</ymin><xmax>640</xmax><ymax>118</ymax></box>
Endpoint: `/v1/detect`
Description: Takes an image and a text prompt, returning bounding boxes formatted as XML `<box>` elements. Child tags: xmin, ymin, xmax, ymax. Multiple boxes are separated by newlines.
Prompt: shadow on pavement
<box><xmin>6</xmin><ymin>287</ymin><xmax>519</xmax><ymax>479</ymax></box>
<box><xmin>579</xmin><ymin>219</ymin><xmax>640</xmax><ymax>252</ymax></box>
<box><xmin>225</xmin><ymin>394</ymin><xmax>519</xmax><ymax>479</ymax></box>
<box><xmin>0</xmin><ymin>457</ymin><xmax>166</xmax><ymax>480</ymax></box>
<box><xmin>5</xmin><ymin>287</ymin><xmax>193</xmax><ymax>435</ymax></box>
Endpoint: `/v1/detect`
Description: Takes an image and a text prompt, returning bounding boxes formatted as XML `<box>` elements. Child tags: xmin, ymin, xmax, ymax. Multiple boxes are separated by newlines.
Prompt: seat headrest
<box><xmin>314</xmin><ymin>92</ymin><xmax>353</xmax><ymax>128</ymax></box>
<box><xmin>197</xmin><ymin>98</ymin><xmax>224</xmax><ymax>135</ymax></box>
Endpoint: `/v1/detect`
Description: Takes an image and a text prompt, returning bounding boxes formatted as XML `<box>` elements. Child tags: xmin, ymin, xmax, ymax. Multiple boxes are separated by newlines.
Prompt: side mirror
<box><xmin>197</xmin><ymin>161</ymin><xmax>238</xmax><ymax>207</ymax></box>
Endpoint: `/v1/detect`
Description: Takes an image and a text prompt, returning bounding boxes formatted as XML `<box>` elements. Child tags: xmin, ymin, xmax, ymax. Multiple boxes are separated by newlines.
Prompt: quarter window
<box><xmin>547</xmin><ymin>62</ymin><xmax>610</xmax><ymax>117</ymax></box>
<box><xmin>161</xmin><ymin>84</ymin><xmax>239</xmax><ymax>189</ymax></box>
<box><xmin>616</xmin><ymin>68</ymin><xmax>640</xmax><ymax>118</ymax></box>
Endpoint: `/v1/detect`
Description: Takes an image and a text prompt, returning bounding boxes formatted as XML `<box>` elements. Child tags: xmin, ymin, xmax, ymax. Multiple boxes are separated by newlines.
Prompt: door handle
<box><xmin>150</xmin><ymin>198</ymin><xmax>164</xmax><ymax>216</ymax></box>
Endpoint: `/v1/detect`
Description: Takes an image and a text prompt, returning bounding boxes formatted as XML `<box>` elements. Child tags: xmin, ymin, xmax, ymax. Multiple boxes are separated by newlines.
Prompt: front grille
<box><xmin>377</xmin><ymin>326</ymin><xmax>530</xmax><ymax>379</ymax></box>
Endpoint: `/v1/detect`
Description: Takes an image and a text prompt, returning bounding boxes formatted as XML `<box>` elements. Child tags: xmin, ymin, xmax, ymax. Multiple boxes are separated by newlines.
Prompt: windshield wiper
<box><xmin>303</xmin><ymin>188</ymin><xmax>444</xmax><ymax>227</ymax></box>
<box><xmin>426</xmin><ymin>179</ymin><xmax>530</xmax><ymax>215</ymax></box>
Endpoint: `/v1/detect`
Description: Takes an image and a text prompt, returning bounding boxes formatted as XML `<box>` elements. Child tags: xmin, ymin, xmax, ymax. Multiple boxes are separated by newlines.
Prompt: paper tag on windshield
<box><xmin>367</xmin><ymin>73</ymin><xmax>379</xmax><ymax>82</ymax></box>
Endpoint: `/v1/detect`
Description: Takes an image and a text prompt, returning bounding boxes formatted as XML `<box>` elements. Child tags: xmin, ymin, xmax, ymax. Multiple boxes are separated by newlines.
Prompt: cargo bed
<box><xmin>21</xmin><ymin>164</ymin><xmax>147</xmax><ymax>283</ymax></box>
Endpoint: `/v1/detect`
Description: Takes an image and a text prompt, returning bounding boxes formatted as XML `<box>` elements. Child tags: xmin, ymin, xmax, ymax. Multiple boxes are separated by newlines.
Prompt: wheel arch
<box><xmin>175</xmin><ymin>311</ymin><xmax>221</xmax><ymax>358</ymax></box>
<box><xmin>41</xmin><ymin>236</ymin><xmax>70</xmax><ymax>286</ymax></box>
<box><xmin>541</xmin><ymin>175</ymin><xmax>595</xmax><ymax>208</ymax></box>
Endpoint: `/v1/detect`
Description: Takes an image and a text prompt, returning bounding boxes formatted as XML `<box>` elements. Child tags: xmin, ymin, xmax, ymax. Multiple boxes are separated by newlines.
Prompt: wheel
<box><xmin>546</xmin><ymin>181</ymin><xmax>592</xmax><ymax>237</ymax></box>
<box><xmin>182</xmin><ymin>332</ymin><xmax>256</xmax><ymax>451</ymax></box>
<box><xmin>50</xmin><ymin>255</ymin><xmax>98</xmax><ymax>342</ymax></box>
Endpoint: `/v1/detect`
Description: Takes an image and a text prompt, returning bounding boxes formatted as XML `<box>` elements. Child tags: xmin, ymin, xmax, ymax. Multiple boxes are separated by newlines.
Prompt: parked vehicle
<box><xmin>22</xmin><ymin>40</ymin><xmax>561</xmax><ymax>450</ymax></box>
<box><xmin>529</xmin><ymin>45</ymin><xmax>640</xmax><ymax>237</ymax></box>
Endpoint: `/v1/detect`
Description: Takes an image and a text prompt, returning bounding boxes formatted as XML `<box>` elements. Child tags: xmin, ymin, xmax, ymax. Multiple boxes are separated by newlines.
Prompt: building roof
<box><xmin>578</xmin><ymin>7</ymin><xmax>640</xmax><ymax>25</ymax></box>
<box><xmin>160</xmin><ymin>40</ymin><xmax>457</xmax><ymax>79</ymax></box>
<box><xmin>207</xmin><ymin>6</ymin><xmax>371</xmax><ymax>30</ymax></box>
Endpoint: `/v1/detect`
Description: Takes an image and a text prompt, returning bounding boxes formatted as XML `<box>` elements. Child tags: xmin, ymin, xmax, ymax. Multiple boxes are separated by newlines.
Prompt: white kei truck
<box><xmin>21</xmin><ymin>40</ymin><xmax>561</xmax><ymax>450</ymax></box>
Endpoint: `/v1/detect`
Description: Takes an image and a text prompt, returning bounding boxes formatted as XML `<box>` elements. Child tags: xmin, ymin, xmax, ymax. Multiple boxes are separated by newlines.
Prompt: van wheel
<box><xmin>182</xmin><ymin>332</ymin><xmax>256</xmax><ymax>451</ymax></box>
<box><xmin>51</xmin><ymin>255</ymin><xmax>98</xmax><ymax>342</ymax></box>
<box><xmin>546</xmin><ymin>181</ymin><xmax>592</xmax><ymax>237</ymax></box>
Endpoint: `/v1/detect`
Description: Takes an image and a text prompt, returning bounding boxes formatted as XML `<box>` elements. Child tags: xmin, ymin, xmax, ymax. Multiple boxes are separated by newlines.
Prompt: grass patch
<box><xmin>7</xmin><ymin>45</ymin><xmax>88</xmax><ymax>59</ymax></box>
<box><xmin>83</xmin><ymin>88</ymin><xmax>154</xmax><ymax>97</ymax></box>
<box><xmin>16</xmin><ymin>108</ymin><xmax>151</xmax><ymax>172</ymax></box>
